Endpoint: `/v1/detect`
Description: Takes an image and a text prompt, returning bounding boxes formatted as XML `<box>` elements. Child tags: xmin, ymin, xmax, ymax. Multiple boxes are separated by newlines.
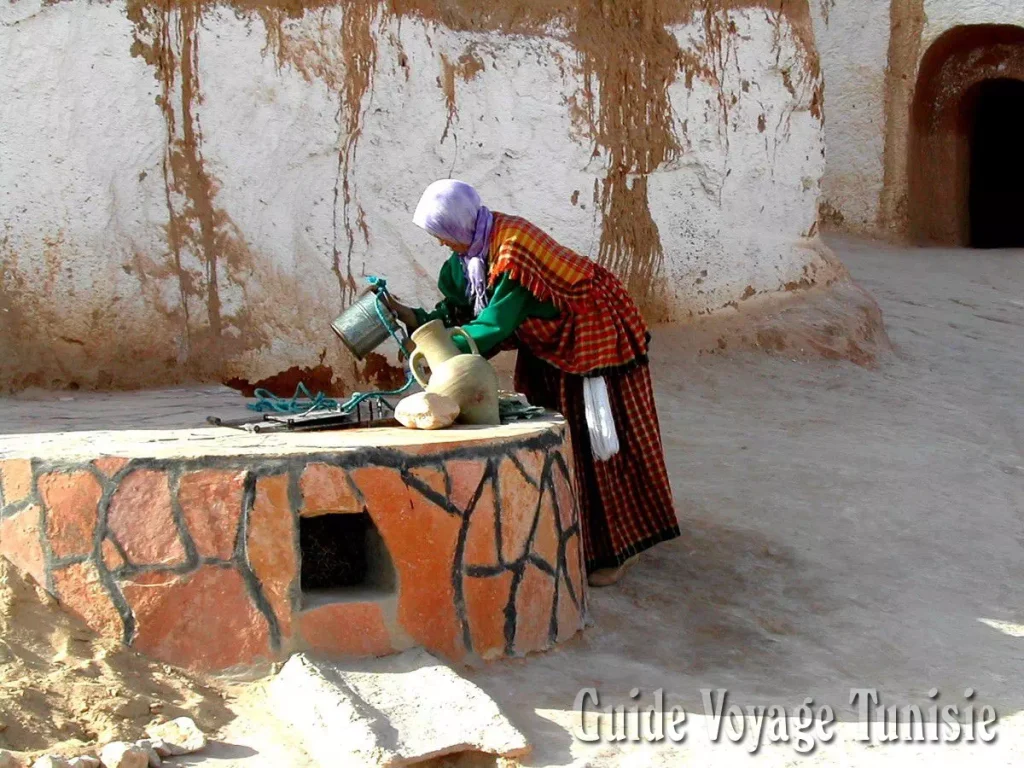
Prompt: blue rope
<box><xmin>248</xmin><ymin>276</ymin><xmax>415</xmax><ymax>415</ymax></box>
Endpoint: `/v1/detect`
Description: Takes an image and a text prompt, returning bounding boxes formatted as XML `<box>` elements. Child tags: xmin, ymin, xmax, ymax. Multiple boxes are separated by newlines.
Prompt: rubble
<box><xmin>144</xmin><ymin>719</ymin><xmax>206</xmax><ymax>756</ymax></box>
<box><xmin>97</xmin><ymin>744</ymin><xmax>147</xmax><ymax>768</ymax></box>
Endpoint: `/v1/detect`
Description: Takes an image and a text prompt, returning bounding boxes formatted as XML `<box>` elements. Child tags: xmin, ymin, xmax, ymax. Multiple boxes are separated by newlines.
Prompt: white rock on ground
<box><xmin>270</xmin><ymin>649</ymin><xmax>531</xmax><ymax>767</ymax></box>
<box><xmin>97</xmin><ymin>743</ymin><xmax>147</xmax><ymax>768</ymax></box>
<box><xmin>144</xmin><ymin>719</ymin><xmax>206</xmax><ymax>756</ymax></box>
<box><xmin>31</xmin><ymin>758</ymin><xmax>70</xmax><ymax>768</ymax></box>
<box><xmin>131</xmin><ymin>744</ymin><xmax>160</xmax><ymax>768</ymax></box>
<box><xmin>394</xmin><ymin>392</ymin><xmax>460</xmax><ymax>430</ymax></box>
<box><xmin>133</xmin><ymin>740</ymin><xmax>170</xmax><ymax>761</ymax></box>
<box><xmin>67</xmin><ymin>758</ymin><xmax>100</xmax><ymax>768</ymax></box>
<box><xmin>132</xmin><ymin>741</ymin><xmax>169</xmax><ymax>761</ymax></box>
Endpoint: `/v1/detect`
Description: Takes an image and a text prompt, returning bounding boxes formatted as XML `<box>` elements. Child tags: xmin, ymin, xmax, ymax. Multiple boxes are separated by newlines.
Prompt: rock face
<box><xmin>394</xmin><ymin>392</ymin><xmax>460</xmax><ymax>430</ymax></box>
<box><xmin>270</xmin><ymin>651</ymin><xmax>531</xmax><ymax>767</ymax></box>
<box><xmin>0</xmin><ymin>0</ymin><xmax>825</xmax><ymax>393</ymax></box>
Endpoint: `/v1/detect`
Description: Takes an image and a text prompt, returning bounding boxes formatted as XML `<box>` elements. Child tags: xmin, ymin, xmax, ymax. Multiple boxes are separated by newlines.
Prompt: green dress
<box><xmin>413</xmin><ymin>253</ymin><xmax>559</xmax><ymax>356</ymax></box>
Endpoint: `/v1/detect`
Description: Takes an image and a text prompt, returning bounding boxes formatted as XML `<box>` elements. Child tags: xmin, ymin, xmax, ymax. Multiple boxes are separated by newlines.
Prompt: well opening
<box><xmin>908</xmin><ymin>24</ymin><xmax>1024</xmax><ymax>246</ymax></box>
<box><xmin>299</xmin><ymin>512</ymin><xmax>397</xmax><ymax>608</ymax></box>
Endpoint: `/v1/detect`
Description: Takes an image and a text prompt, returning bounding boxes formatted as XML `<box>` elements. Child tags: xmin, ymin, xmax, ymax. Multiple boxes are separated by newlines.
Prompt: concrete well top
<box><xmin>0</xmin><ymin>418</ymin><xmax>565</xmax><ymax>461</ymax></box>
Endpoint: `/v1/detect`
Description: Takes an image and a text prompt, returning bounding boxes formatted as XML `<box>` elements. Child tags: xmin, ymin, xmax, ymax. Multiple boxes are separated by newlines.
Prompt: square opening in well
<box><xmin>299</xmin><ymin>512</ymin><xmax>397</xmax><ymax>607</ymax></box>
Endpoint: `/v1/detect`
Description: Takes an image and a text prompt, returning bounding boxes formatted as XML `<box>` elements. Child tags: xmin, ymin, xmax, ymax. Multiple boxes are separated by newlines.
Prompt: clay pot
<box><xmin>409</xmin><ymin>320</ymin><xmax>500</xmax><ymax>425</ymax></box>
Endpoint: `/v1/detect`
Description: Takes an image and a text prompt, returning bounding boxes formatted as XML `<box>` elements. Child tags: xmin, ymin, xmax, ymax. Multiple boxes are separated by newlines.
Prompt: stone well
<box><xmin>0</xmin><ymin>411</ymin><xmax>587</xmax><ymax>671</ymax></box>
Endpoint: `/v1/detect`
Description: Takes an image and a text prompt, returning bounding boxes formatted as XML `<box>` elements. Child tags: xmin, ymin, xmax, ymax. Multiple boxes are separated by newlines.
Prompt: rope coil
<box><xmin>247</xmin><ymin>276</ymin><xmax>415</xmax><ymax>416</ymax></box>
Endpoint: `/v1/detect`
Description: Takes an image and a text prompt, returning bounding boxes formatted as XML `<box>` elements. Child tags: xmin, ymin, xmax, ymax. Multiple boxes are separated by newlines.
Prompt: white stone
<box><xmin>67</xmin><ymin>758</ymin><xmax>100</xmax><ymax>768</ymax></box>
<box><xmin>270</xmin><ymin>650</ymin><xmax>530</xmax><ymax>767</ymax></box>
<box><xmin>133</xmin><ymin>740</ymin><xmax>170</xmax><ymax>759</ymax></box>
<box><xmin>98</xmin><ymin>743</ymin><xmax>147</xmax><ymax>768</ymax></box>
<box><xmin>130</xmin><ymin>744</ymin><xmax>160</xmax><ymax>768</ymax></box>
<box><xmin>144</xmin><ymin>718</ymin><xmax>206</xmax><ymax>756</ymax></box>
<box><xmin>394</xmin><ymin>392</ymin><xmax>460</xmax><ymax>430</ymax></box>
<box><xmin>31</xmin><ymin>758</ymin><xmax>70</xmax><ymax>768</ymax></box>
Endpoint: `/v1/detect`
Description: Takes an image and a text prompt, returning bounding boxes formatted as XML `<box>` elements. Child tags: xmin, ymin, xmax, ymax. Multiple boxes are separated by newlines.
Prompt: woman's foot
<box><xmin>587</xmin><ymin>554</ymin><xmax>641</xmax><ymax>588</ymax></box>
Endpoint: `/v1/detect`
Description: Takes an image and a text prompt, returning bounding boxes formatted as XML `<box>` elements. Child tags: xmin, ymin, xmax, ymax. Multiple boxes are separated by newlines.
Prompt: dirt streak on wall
<box><xmin>12</xmin><ymin>0</ymin><xmax>821</xmax><ymax>393</ymax></box>
<box><xmin>878</xmin><ymin>0</ymin><xmax>926</xmax><ymax>236</ymax></box>
<box><xmin>127</xmin><ymin>0</ymin><xmax>270</xmax><ymax>378</ymax></box>
<box><xmin>259</xmin><ymin>0</ymin><xmax>820</xmax><ymax>309</ymax></box>
<box><xmin>439</xmin><ymin>49</ymin><xmax>484</xmax><ymax>142</ymax></box>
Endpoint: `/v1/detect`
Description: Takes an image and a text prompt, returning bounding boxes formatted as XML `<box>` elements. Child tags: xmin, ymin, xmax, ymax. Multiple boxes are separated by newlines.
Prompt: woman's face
<box><xmin>436</xmin><ymin>236</ymin><xmax>469</xmax><ymax>255</ymax></box>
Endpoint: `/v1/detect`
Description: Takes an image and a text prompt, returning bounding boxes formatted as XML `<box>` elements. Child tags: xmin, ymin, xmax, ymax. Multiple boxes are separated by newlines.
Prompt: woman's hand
<box><xmin>382</xmin><ymin>294</ymin><xmax>420</xmax><ymax>333</ymax></box>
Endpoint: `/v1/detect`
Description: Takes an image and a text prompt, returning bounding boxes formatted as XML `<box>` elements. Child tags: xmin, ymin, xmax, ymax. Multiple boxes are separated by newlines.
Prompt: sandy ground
<box><xmin>0</xmin><ymin>559</ymin><xmax>233</xmax><ymax>761</ymax></box>
<box><xmin>211</xmin><ymin>235</ymin><xmax>1022</xmax><ymax>766</ymax></box>
<box><xmin>3</xmin><ymin>235</ymin><xmax>1022</xmax><ymax>766</ymax></box>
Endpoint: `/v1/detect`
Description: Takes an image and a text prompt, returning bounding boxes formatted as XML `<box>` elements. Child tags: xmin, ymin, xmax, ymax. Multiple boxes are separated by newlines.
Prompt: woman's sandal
<box><xmin>587</xmin><ymin>554</ymin><xmax>641</xmax><ymax>588</ymax></box>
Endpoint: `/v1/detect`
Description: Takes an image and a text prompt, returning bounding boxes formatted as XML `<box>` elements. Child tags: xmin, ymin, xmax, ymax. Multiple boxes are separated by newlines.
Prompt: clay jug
<box><xmin>409</xmin><ymin>320</ymin><xmax>500</xmax><ymax>425</ymax></box>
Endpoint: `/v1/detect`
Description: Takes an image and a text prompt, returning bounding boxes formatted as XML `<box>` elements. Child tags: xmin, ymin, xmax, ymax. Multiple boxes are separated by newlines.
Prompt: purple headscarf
<box><xmin>413</xmin><ymin>179</ymin><xmax>494</xmax><ymax>316</ymax></box>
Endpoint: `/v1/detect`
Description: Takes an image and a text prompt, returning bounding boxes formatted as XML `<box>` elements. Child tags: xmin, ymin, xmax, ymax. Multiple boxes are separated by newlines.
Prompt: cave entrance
<box><xmin>908</xmin><ymin>24</ymin><xmax>1024</xmax><ymax>245</ymax></box>
<box><xmin>968</xmin><ymin>79</ymin><xmax>1024</xmax><ymax>248</ymax></box>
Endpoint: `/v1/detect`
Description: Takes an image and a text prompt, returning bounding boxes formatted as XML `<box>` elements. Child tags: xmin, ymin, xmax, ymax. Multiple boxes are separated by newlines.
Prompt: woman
<box><xmin>387</xmin><ymin>179</ymin><xmax>680</xmax><ymax>587</ymax></box>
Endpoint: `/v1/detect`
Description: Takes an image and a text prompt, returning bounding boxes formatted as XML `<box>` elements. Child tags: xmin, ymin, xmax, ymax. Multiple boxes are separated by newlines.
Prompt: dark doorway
<box><xmin>968</xmin><ymin>78</ymin><xmax>1024</xmax><ymax>248</ymax></box>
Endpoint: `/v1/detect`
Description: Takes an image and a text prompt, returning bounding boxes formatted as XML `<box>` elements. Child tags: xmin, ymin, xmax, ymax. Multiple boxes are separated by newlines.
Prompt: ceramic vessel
<box><xmin>409</xmin><ymin>320</ymin><xmax>500</xmax><ymax>425</ymax></box>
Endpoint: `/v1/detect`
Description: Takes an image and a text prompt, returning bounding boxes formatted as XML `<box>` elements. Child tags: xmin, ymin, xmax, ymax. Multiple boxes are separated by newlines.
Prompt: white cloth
<box><xmin>583</xmin><ymin>376</ymin><xmax>619</xmax><ymax>461</ymax></box>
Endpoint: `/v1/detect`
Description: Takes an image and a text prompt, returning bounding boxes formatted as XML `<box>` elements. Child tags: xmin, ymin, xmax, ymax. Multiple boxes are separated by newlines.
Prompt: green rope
<box><xmin>248</xmin><ymin>276</ymin><xmax>415</xmax><ymax>416</ymax></box>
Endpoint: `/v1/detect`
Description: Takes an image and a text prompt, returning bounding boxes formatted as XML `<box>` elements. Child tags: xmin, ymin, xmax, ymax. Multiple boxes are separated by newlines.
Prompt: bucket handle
<box><xmin>409</xmin><ymin>349</ymin><xmax>430</xmax><ymax>388</ymax></box>
<box><xmin>449</xmin><ymin>327</ymin><xmax>480</xmax><ymax>356</ymax></box>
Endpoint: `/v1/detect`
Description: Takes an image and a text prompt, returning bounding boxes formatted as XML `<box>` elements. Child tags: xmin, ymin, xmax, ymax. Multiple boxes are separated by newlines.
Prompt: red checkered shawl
<box><xmin>487</xmin><ymin>213</ymin><xmax>650</xmax><ymax>376</ymax></box>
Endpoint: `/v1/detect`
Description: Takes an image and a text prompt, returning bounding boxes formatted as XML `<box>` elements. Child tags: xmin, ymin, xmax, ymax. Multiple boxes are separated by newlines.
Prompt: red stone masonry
<box><xmin>0</xmin><ymin>425</ymin><xmax>588</xmax><ymax>671</ymax></box>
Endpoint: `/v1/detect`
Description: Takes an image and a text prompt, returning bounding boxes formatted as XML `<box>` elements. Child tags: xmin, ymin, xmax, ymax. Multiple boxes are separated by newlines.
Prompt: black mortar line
<box><xmin>508</xmin><ymin>452</ymin><xmax>540</xmax><ymax>488</ymax></box>
<box><xmin>286</xmin><ymin>466</ymin><xmax>303</xmax><ymax>621</ymax></box>
<box><xmin>552</xmin><ymin>480</ymin><xmax>583</xmax><ymax>612</ymax></box>
<box><xmin>502</xmin><ymin>557</ymin><xmax>526</xmax><ymax>656</ymax></box>
<box><xmin>548</xmin><ymin>553</ymin><xmax>560</xmax><ymax>646</ymax></box>
<box><xmin>92</xmin><ymin>463</ymin><xmax>136</xmax><ymax>644</ymax></box>
<box><xmin>503</xmin><ymin>451</ymin><xmax>559</xmax><ymax>656</ymax></box>
<box><xmin>526</xmin><ymin>554</ymin><xmax>556</xmax><ymax>577</ymax></box>
<box><xmin>346</xmin><ymin>466</ymin><xmax>367</xmax><ymax>508</ymax></box>
<box><xmin>235</xmin><ymin>471</ymin><xmax>282</xmax><ymax>652</ymax></box>
<box><xmin>451</xmin><ymin>460</ymin><xmax>492</xmax><ymax>658</ymax></box>
<box><xmin>113</xmin><ymin>559</ymin><xmax>209</xmax><ymax>580</ymax></box>
<box><xmin>49</xmin><ymin>554</ymin><xmax>90</xmax><ymax>570</ymax></box>
<box><xmin>401</xmin><ymin>470</ymin><xmax>463</xmax><ymax>518</ymax></box>
<box><xmin>31</xmin><ymin>459</ymin><xmax>57</xmax><ymax>594</ymax></box>
<box><xmin>0</xmin><ymin>498</ymin><xmax>32</xmax><ymax>521</ymax></box>
<box><xmin>550</xmin><ymin>449</ymin><xmax>586</xmax><ymax>607</ymax></box>
<box><xmin>168</xmin><ymin>466</ymin><xmax>200</xmax><ymax>572</ymax></box>
<box><xmin>465</xmin><ymin>564</ymin><xmax>509</xmax><ymax>578</ymax></box>
<box><xmin>109</xmin><ymin>534</ymin><xmax>133</xmax><ymax>569</ymax></box>
<box><xmin>514</xmin><ymin>451</ymin><xmax>551</xmax><ymax>568</ymax></box>
<box><xmin>493</xmin><ymin>457</ymin><xmax>505</xmax><ymax>566</ymax></box>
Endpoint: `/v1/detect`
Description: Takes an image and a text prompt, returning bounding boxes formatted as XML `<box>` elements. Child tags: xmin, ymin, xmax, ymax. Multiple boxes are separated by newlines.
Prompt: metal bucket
<box><xmin>331</xmin><ymin>291</ymin><xmax>396</xmax><ymax>360</ymax></box>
